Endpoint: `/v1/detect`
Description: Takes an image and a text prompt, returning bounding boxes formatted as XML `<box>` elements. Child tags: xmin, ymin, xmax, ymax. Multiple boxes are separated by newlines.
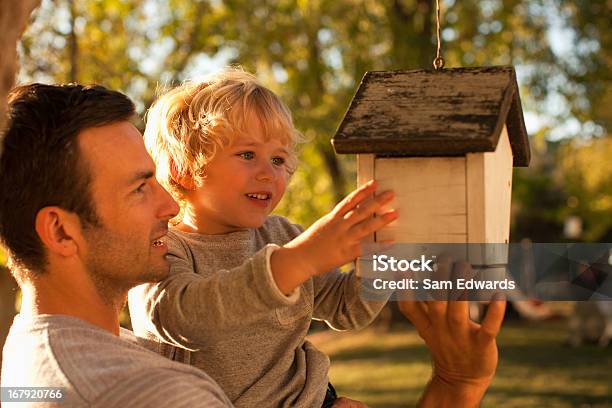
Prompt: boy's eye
<box><xmin>238</xmin><ymin>151</ymin><xmax>255</xmax><ymax>160</ymax></box>
<box><xmin>271</xmin><ymin>157</ymin><xmax>286</xmax><ymax>166</ymax></box>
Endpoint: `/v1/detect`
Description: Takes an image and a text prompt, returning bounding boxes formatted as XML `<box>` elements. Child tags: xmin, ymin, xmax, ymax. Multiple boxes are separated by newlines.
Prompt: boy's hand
<box><xmin>271</xmin><ymin>180</ymin><xmax>397</xmax><ymax>294</ymax></box>
<box><xmin>287</xmin><ymin>179</ymin><xmax>397</xmax><ymax>276</ymax></box>
<box><xmin>398</xmin><ymin>261</ymin><xmax>506</xmax><ymax>408</ymax></box>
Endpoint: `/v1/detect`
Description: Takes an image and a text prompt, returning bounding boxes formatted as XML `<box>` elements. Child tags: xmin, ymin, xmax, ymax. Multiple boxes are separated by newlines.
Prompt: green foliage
<box><xmin>511</xmin><ymin>130</ymin><xmax>612</xmax><ymax>242</ymax></box>
<box><xmin>558</xmin><ymin>137</ymin><xmax>612</xmax><ymax>241</ymax></box>
<box><xmin>17</xmin><ymin>0</ymin><xmax>611</xmax><ymax>232</ymax></box>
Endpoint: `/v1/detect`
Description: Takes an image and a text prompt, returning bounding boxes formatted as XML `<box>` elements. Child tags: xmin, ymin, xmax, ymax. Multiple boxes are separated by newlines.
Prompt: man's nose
<box><xmin>157</xmin><ymin>182</ymin><xmax>180</xmax><ymax>219</ymax></box>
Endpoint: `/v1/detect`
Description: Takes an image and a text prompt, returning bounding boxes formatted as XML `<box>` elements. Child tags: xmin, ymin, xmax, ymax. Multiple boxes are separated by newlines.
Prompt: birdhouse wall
<box><xmin>357</xmin><ymin>125</ymin><xmax>513</xmax><ymax>246</ymax></box>
<box><xmin>466</xmin><ymin>125</ymin><xmax>513</xmax><ymax>244</ymax></box>
<box><xmin>370</xmin><ymin>156</ymin><xmax>467</xmax><ymax>244</ymax></box>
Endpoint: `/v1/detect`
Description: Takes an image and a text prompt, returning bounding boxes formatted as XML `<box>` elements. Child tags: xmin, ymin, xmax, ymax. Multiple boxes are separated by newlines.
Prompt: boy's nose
<box><xmin>255</xmin><ymin>161</ymin><xmax>275</xmax><ymax>182</ymax></box>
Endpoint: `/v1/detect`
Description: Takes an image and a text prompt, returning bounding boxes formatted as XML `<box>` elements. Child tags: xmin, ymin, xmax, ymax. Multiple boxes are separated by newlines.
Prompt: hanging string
<box><xmin>433</xmin><ymin>0</ymin><xmax>445</xmax><ymax>70</ymax></box>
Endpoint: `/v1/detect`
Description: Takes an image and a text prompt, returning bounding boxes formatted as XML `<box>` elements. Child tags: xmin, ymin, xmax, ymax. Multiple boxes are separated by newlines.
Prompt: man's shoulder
<box><xmin>2</xmin><ymin>316</ymin><xmax>79</xmax><ymax>400</ymax></box>
<box><xmin>2</xmin><ymin>315</ymin><xmax>228</xmax><ymax>406</ymax></box>
<box><xmin>90</xmin><ymin>365</ymin><xmax>232</xmax><ymax>407</ymax></box>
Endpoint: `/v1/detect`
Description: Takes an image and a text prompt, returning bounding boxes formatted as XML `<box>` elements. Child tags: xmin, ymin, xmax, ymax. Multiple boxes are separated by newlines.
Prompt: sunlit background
<box><xmin>1</xmin><ymin>0</ymin><xmax>610</xmax><ymax>406</ymax></box>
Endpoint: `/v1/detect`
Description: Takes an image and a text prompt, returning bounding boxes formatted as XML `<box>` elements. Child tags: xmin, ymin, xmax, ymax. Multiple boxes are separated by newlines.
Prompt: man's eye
<box><xmin>135</xmin><ymin>182</ymin><xmax>148</xmax><ymax>193</ymax></box>
<box><xmin>238</xmin><ymin>152</ymin><xmax>255</xmax><ymax>160</ymax></box>
<box><xmin>271</xmin><ymin>157</ymin><xmax>286</xmax><ymax>166</ymax></box>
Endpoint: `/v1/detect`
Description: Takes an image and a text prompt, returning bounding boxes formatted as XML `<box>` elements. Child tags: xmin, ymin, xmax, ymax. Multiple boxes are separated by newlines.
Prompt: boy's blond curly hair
<box><xmin>144</xmin><ymin>68</ymin><xmax>302</xmax><ymax>212</ymax></box>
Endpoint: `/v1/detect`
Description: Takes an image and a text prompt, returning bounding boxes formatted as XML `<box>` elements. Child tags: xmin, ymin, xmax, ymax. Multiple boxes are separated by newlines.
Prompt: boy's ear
<box><xmin>169</xmin><ymin>160</ymin><xmax>196</xmax><ymax>190</ymax></box>
<box><xmin>35</xmin><ymin>207</ymin><xmax>83</xmax><ymax>258</ymax></box>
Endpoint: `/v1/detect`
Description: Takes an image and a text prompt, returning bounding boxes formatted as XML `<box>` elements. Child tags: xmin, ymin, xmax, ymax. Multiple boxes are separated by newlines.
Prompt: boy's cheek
<box><xmin>277</xmin><ymin>177</ymin><xmax>288</xmax><ymax>194</ymax></box>
<box><xmin>271</xmin><ymin>193</ymin><xmax>285</xmax><ymax>212</ymax></box>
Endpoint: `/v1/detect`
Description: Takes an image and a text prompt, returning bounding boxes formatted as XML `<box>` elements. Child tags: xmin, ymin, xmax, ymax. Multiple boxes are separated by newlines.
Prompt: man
<box><xmin>0</xmin><ymin>83</ymin><xmax>505</xmax><ymax>407</ymax></box>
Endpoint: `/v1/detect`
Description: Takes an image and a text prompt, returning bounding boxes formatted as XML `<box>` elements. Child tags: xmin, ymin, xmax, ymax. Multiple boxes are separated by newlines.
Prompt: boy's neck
<box><xmin>176</xmin><ymin>219</ymin><xmax>251</xmax><ymax>235</ymax></box>
<box><xmin>178</xmin><ymin>204</ymin><xmax>268</xmax><ymax>234</ymax></box>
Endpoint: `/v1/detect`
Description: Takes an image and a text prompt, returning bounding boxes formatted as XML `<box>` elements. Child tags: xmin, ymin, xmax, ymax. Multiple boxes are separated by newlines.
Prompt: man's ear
<box><xmin>35</xmin><ymin>207</ymin><xmax>83</xmax><ymax>258</ymax></box>
<box><xmin>170</xmin><ymin>160</ymin><xmax>196</xmax><ymax>191</ymax></box>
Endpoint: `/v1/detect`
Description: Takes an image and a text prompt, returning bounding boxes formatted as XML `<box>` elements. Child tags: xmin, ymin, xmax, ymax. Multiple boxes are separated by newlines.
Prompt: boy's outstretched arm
<box><xmin>399</xmin><ymin>261</ymin><xmax>506</xmax><ymax>408</ymax></box>
<box><xmin>271</xmin><ymin>180</ymin><xmax>398</xmax><ymax>295</ymax></box>
<box><xmin>129</xmin><ymin>180</ymin><xmax>396</xmax><ymax>348</ymax></box>
<box><xmin>129</xmin><ymin>244</ymin><xmax>295</xmax><ymax>348</ymax></box>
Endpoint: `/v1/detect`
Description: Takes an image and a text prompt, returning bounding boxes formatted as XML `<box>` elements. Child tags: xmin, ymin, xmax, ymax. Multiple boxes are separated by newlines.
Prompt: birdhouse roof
<box><xmin>332</xmin><ymin>66</ymin><xmax>530</xmax><ymax>166</ymax></box>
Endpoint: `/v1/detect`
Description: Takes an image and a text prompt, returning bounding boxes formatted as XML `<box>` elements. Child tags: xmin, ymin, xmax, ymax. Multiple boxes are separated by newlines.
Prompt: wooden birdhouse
<box><xmin>332</xmin><ymin>66</ymin><xmax>530</xmax><ymax>246</ymax></box>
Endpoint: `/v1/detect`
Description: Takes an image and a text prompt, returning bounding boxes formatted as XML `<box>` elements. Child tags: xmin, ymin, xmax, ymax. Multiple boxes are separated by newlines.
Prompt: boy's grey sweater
<box><xmin>128</xmin><ymin>215</ymin><xmax>388</xmax><ymax>408</ymax></box>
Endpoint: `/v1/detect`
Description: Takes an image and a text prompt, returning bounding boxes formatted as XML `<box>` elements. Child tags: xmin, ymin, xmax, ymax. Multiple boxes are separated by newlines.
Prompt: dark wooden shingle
<box><xmin>332</xmin><ymin>66</ymin><xmax>530</xmax><ymax>166</ymax></box>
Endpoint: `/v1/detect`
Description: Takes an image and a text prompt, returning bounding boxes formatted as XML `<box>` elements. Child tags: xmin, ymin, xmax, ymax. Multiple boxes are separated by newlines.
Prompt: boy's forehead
<box><xmin>230</xmin><ymin>132</ymin><xmax>288</xmax><ymax>149</ymax></box>
<box><xmin>230</xmin><ymin>111</ymin><xmax>293</xmax><ymax>149</ymax></box>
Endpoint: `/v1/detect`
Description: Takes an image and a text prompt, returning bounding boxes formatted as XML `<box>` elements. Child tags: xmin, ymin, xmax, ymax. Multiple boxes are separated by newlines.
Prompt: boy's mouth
<box><xmin>246</xmin><ymin>193</ymin><xmax>271</xmax><ymax>201</ymax></box>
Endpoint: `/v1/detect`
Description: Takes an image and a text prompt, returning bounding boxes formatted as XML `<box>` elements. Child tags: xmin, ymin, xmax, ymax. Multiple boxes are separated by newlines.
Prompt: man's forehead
<box><xmin>78</xmin><ymin>121</ymin><xmax>154</xmax><ymax>182</ymax></box>
<box><xmin>79</xmin><ymin>120</ymin><xmax>140</xmax><ymax>149</ymax></box>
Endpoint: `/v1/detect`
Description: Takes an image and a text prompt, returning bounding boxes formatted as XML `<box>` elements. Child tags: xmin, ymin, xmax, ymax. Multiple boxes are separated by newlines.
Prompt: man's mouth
<box><xmin>151</xmin><ymin>230</ymin><xmax>168</xmax><ymax>248</ymax></box>
<box><xmin>152</xmin><ymin>239</ymin><xmax>164</xmax><ymax>247</ymax></box>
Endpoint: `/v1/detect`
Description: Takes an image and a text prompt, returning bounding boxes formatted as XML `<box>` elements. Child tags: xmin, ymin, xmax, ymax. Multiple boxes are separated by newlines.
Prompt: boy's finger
<box><xmin>349</xmin><ymin>209</ymin><xmax>398</xmax><ymax>238</ymax></box>
<box><xmin>478</xmin><ymin>294</ymin><xmax>506</xmax><ymax>341</ymax></box>
<box><xmin>332</xmin><ymin>180</ymin><xmax>377</xmax><ymax>217</ymax></box>
<box><xmin>344</xmin><ymin>190</ymin><xmax>395</xmax><ymax>224</ymax></box>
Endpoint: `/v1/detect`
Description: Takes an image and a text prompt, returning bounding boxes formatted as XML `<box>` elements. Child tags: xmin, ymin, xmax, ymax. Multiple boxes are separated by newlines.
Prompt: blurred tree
<box><xmin>18</xmin><ymin>0</ymin><xmax>223</xmax><ymax>115</ymax></box>
<box><xmin>511</xmin><ymin>135</ymin><xmax>612</xmax><ymax>243</ymax></box>
<box><xmin>0</xmin><ymin>261</ymin><xmax>18</xmax><ymax>380</ymax></box>
<box><xmin>511</xmin><ymin>135</ymin><xmax>569</xmax><ymax>242</ymax></box>
<box><xmin>558</xmin><ymin>137</ymin><xmax>612</xmax><ymax>241</ymax></box>
<box><xmin>0</xmin><ymin>0</ymin><xmax>40</xmax><ymax>129</ymax></box>
<box><xmin>0</xmin><ymin>0</ymin><xmax>41</xmax><ymax>379</ymax></box>
<box><xmin>16</xmin><ymin>0</ymin><xmax>609</xmax><ymax>227</ymax></box>
<box><xmin>6</xmin><ymin>0</ymin><xmax>610</xmax><ymax>334</ymax></box>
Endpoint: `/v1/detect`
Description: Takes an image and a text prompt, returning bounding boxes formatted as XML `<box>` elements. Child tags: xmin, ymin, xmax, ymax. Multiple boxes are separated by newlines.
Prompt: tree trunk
<box><xmin>304</xmin><ymin>7</ymin><xmax>349</xmax><ymax>203</ymax></box>
<box><xmin>0</xmin><ymin>0</ymin><xmax>40</xmax><ymax>129</ymax></box>
<box><xmin>0</xmin><ymin>0</ymin><xmax>40</xmax><ymax>378</ymax></box>
<box><xmin>317</xmin><ymin>143</ymin><xmax>348</xmax><ymax>204</ymax></box>
<box><xmin>0</xmin><ymin>269</ymin><xmax>18</xmax><ymax>372</ymax></box>
<box><xmin>68</xmin><ymin>0</ymin><xmax>78</xmax><ymax>82</ymax></box>
<box><xmin>388</xmin><ymin>0</ymin><xmax>435</xmax><ymax>69</ymax></box>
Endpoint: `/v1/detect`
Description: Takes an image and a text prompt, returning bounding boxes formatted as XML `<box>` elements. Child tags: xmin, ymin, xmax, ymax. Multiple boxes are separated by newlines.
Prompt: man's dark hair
<box><xmin>0</xmin><ymin>83</ymin><xmax>135</xmax><ymax>276</ymax></box>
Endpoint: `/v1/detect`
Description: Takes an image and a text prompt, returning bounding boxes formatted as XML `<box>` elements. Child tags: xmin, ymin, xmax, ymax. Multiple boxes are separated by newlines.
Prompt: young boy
<box><xmin>128</xmin><ymin>69</ymin><xmax>397</xmax><ymax>407</ymax></box>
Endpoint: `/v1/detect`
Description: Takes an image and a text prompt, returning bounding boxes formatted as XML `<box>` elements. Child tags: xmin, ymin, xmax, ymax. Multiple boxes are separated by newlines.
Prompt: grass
<box><xmin>308</xmin><ymin>320</ymin><xmax>612</xmax><ymax>407</ymax></box>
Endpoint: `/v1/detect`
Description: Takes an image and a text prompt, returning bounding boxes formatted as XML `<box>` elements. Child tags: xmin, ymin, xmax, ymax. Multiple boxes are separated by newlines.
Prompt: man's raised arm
<box><xmin>399</xmin><ymin>261</ymin><xmax>506</xmax><ymax>408</ymax></box>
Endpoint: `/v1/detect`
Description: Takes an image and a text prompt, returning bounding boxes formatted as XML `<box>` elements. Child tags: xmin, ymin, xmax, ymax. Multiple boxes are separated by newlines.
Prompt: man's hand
<box><xmin>271</xmin><ymin>180</ymin><xmax>397</xmax><ymax>294</ymax></box>
<box><xmin>398</xmin><ymin>261</ymin><xmax>506</xmax><ymax>408</ymax></box>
